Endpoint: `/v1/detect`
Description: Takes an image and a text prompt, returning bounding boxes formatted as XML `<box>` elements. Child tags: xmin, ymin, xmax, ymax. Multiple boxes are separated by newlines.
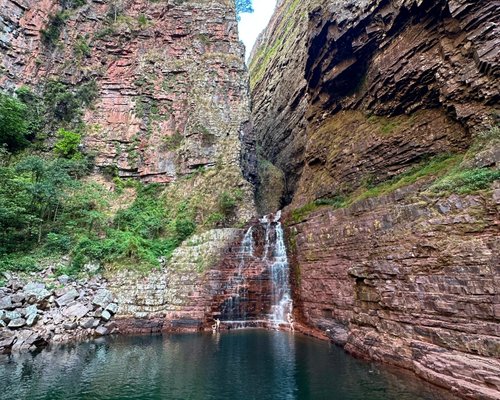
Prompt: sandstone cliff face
<box><xmin>0</xmin><ymin>0</ymin><xmax>254</xmax><ymax>185</ymax></box>
<box><xmin>249</xmin><ymin>0</ymin><xmax>310</xmax><ymax>209</ymax></box>
<box><xmin>250</xmin><ymin>0</ymin><xmax>499</xmax><ymax>398</ymax></box>
<box><xmin>251</xmin><ymin>0</ymin><xmax>499</xmax><ymax>209</ymax></box>
<box><xmin>0</xmin><ymin>0</ymin><xmax>259</xmax><ymax>336</ymax></box>
<box><xmin>108</xmin><ymin>223</ymin><xmax>277</xmax><ymax>332</ymax></box>
<box><xmin>287</xmin><ymin>185</ymin><xmax>500</xmax><ymax>400</ymax></box>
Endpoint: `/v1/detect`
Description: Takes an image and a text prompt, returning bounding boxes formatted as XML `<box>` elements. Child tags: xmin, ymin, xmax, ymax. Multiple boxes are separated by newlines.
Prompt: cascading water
<box><xmin>221</xmin><ymin>211</ymin><xmax>293</xmax><ymax>330</ymax></box>
<box><xmin>264</xmin><ymin>211</ymin><xmax>293</xmax><ymax>326</ymax></box>
<box><xmin>232</xmin><ymin>226</ymin><xmax>254</xmax><ymax>320</ymax></box>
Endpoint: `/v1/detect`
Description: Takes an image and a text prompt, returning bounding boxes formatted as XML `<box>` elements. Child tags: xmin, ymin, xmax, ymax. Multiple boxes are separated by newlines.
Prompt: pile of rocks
<box><xmin>0</xmin><ymin>273</ymin><xmax>119</xmax><ymax>353</ymax></box>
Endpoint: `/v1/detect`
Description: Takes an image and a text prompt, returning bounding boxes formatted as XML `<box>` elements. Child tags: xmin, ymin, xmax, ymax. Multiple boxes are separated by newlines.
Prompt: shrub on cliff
<box><xmin>54</xmin><ymin>129</ymin><xmax>82</xmax><ymax>159</ymax></box>
<box><xmin>0</xmin><ymin>92</ymin><xmax>29</xmax><ymax>151</ymax></box>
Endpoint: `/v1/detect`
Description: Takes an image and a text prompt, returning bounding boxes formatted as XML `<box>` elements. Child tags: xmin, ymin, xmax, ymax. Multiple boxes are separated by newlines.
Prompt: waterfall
<box><xmin>220</xmin><ymin>211</ymin><xmax>293</xmax><ymax>330</ymax></box>
<box><xmin>232</xmin><ymin>226</ymin><xmax>254</xmax><ymax>320</ymax></box>
<box><xmin>266</xmin><ymin>211</ymin><xmax>293</xmax><ymax>326</ymax></box>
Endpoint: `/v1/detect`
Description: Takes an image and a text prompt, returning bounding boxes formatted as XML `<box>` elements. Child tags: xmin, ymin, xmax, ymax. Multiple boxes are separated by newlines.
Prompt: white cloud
<box><xmin>238</xmin><ymin>0</ymin><xmax>277</xmax><ymax>61</ymax></box>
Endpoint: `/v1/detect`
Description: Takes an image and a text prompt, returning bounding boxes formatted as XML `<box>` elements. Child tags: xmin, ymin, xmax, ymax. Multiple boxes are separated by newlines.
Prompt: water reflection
<box><xmin>0</xmin><ymin>331</ymin><xmax>459</xmax><ymax>400</ymax></box>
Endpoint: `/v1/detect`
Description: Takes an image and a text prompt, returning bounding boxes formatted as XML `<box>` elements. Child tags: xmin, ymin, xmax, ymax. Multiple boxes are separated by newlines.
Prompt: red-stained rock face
<box><xmin>285</xmin><ymin>185</ymin><xmax>500</xmax><ymax>400</ymax></box>
<box><xmin>0</xmin><ymin>0</ymin><xmax>253</xmax><ymax>183</ymax></box>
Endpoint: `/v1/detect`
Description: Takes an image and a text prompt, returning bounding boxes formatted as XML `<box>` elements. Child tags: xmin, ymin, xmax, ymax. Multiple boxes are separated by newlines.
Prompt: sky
<box><xmin>238</xmin><ymin>0</ymin><xmax>278</xmax><ymax>61</ymax></box>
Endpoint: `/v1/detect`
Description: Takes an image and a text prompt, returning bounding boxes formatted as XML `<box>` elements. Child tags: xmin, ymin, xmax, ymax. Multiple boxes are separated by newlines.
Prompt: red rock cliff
<box><xmin>250</xmin><ymin>0</ymin><xmax>499</xmax><ymax>398</ymax></box>
<box><xmin>0</xmin><ymin>0</ymin><xmax>255</xmax><ymax>184</ymax></box>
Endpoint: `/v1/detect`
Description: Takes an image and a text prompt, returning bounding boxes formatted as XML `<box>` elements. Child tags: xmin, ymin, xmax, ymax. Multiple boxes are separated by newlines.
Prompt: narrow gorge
<box><xmin>0</xmin><ymin>0</ymin><xmax>498</xmax><ymax>399</ymax></box>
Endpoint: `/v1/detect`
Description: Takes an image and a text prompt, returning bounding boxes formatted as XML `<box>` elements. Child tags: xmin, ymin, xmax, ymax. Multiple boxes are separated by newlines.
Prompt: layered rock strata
<box><xmin>250</xmin><ymin>0</ymin><xmax>500</xmax><ymax>398</ymax></box>
<box><xmin>287</xmin><ymin>185</ymin><xmax>500</xmax><ymax>400</ymax></box>
<box><xmin>251</xmin><ymin>0</ymin><xmax>499</xmax><ymax>209</ymax></box>
<box><xmin>0</xmin><ymin>0</ymin><xmax>254</xmax><ymax>184</ymax></box>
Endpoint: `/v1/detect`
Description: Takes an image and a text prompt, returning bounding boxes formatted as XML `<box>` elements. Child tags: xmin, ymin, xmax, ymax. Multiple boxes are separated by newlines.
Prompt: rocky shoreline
<box><xmin>0</xmin><ymin>270</ymin><xmax>119</xmax><ymax>353</ymax></box>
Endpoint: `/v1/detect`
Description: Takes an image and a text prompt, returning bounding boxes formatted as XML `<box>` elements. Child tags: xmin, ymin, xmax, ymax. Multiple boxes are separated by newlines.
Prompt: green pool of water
<box><xmin>0</xmin><ymin>330</ymin><xmax>457</xmax><ymax>400</ymax></box>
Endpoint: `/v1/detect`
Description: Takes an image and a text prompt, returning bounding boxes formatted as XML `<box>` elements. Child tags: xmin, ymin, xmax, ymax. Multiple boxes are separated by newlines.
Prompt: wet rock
<box><xmin>0</xmin><ymin>334</ymin><xmax>15</xmax><ymax>352</ymax></box>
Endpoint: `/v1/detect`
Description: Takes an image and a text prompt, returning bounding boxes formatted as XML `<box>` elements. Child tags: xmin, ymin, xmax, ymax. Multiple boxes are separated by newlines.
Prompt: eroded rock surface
<box><xmin>251</xmin><ymin>0</ymin><xmax>499</xmax><ymax>209</ymax></box>
<box><xmin>0</xmin><ymin>0</ymin><xmax>254</xmax><ymax>184</ymax></box>
<box><xmin>286</xmin><ymin>186</ymin><xmax>500</xmax><ymax>400</ymax></box>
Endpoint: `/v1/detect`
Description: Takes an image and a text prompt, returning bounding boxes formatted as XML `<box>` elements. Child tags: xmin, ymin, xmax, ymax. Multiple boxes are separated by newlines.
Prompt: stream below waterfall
<box><xmin>0</xmin><ymin>331</ymin><xmax>459</xmax><ymax>400</ymax></box>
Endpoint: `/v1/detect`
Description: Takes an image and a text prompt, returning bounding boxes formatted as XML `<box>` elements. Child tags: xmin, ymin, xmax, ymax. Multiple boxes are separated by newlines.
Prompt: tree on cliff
<box><xmin>235</xmin><ymin>0</ymin><xmax>254</xmax><ymax>19</ymax></box>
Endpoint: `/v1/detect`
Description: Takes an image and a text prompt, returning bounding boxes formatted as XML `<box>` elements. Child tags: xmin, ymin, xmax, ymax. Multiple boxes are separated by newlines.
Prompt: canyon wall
<box><xmin>251</xmin><ymin>0</ymin><xmax>499</xmax><ymax>398</ymax></box>
<box><xmin>251</xmin><ymin>0</ymin><xmax>499</xmax><ymax>209</ymax></box>
<box><xmin>0</xmin><ymin>0</ymin><xmax>255</xmax><ymax>187</ymax></box>
<box><xmin>0</xmin><ymin>0</ymin><xmax>259</xmax><ymax>340</ymax></box>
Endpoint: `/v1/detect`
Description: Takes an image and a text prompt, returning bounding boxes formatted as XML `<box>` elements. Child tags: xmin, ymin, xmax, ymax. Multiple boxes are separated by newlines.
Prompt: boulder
<box><xmin>8</xmin><ymin>318</ymin><xmax>26</xmax><ymax>328</ymax></box>
<box><xmin>95</xmin><ymin>326</ymin><xmax>108</xmax><ymax>336</ymax></box>
<box><xmin>55</xmin><ymin>289</ymin><xmax>79</xmax><ymax>307</ymax></box>
<box><xmin>4</xmin><ymin>310</ymin><xmax>22</xmax><ymax>322</ymax></box>
<box><xmin>24</xmin><ymin>304</ymin><xmax>38</xmax><ymax>317</ymax></box>
<box><xmin>101</xmin><ymin>310</ymin><xmax>111</xmax><ymax>321</ymax></box>
<box><xmin>105</xmin><ymin>303</ymin><xmax>119</xmax><ymax>315</ymax></box>
<box><xmin>26</xmin><ymin>313</ymin><xmax>38</xmax><ymax>327</ymax></box>
<box><xmin>0</xmin><ymin>335</ymin><xmax>15</xmax><ymax>352</ymax></box>
<box><xmin>93</xmin><ymin>289</ymin><xmax>113</xmax><ymax>308</ymax></box>
<box><xmin>62</xmin><ymin>303</ymin><xmax>89</xmax><ymax>319</ymax></box>
<box><xmin>0</xmin><ymin>295</ymin><xmax>13</xmax><ymax>310</ymax></box>
<box><xmin>24</xmin><ymin>283</ymin><xmax>51</xmax><ymax>301</ymax></box>
<box><xmin>79</xmin><ymin>318</ymin><xmax>97</xmax><ymax>329</ymax></box>
<box><xmin>63</xmin><ymin>322</ymin><xmax>78</xmax><ymax>330</ymax></box>
<box><xmin>58</xmin><ymin>275</ymin><xmax>70</xmax><ymax>285</ymax></box>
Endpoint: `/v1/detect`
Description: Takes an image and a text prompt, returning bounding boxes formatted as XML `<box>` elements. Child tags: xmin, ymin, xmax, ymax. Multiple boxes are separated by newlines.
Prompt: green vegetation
<box><xmin>291</xmin><ymin>127</ymin><xmax>500</xmax><ymax>223</ymax></box>
<box><xmin>74</xmin><ymin>35</ymin><xmax>91</xmax><ymax>58</ymax></box>
<box><xmin>41</xmin><ymin>12</ymin><xmax>69</xmax><ymax>47</ymax></box>
<box><xmin>54</xmin><ymin>129</ymin><xmax>82</xmax><ymax>159</ymax></box>
<box><xmin>71</xmin><ymin>186</ymin><xmax>197</xmax><ymax>274</ymax></box>
<box><xmin>0</xmin><ymin>92</ymin><xmax>29</xmax><ymax>151</ymax></box>
<box><xmin>60</xmin><ymin>0</ymin><xmax>86</xmax><ymax>9</ymax></box>
<box><xmin>217</xmin><ymin>189</ymin><xmax>244</xmax><ymax>225</ymax></box>
<box><xmin>137</xmin><ymin>13</ymin><xmax>149</xmax><ymax>28</ymax></box>
<box><xmin>163</xmin><ymin>132</ymin><xmax>184</xmax><ymax>151</ymax></box>
<box><xmin>0</xmin><ymin>151</ymin><xmax>199</xmax><ymax>275</ymax></box>
<box><xmin>0</xmin><ymin>82</ymin><xmax>199</xmax><ymax>276</ymax></box>
<box><xmin>249</xmin><ymin>0</ymin><xmax>301</xmax><ymax>88</ymax></box>
<box><xmin>430</xmin><ymin>168</ymin><xmax>500</xmax><ymax>195</ymax></box>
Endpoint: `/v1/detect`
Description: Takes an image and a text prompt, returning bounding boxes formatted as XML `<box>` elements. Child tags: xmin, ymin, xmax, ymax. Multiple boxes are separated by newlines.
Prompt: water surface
<box><xmin>0</xmin><ymin>330</ymin><xmax>457</xmax><ymax>400</ymax></box>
